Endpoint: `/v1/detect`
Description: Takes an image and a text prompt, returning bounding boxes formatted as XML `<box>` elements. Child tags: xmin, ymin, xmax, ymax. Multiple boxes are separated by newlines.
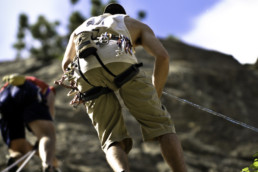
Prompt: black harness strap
<box><xmin>78</xmin><ymin>40</ymin><xmax>91</xmax><ymax>50</ymax></box>
<box><xmin>75</xmin><ymin>39</ymin><xmax>143</xmax><ymax>102</ymax></box>
<box><xmin>114</xmin><ymin>62</ymin><xmax>143</xmax><ymax>88</ymax></box>
<box><xmin>79</xmin><ymin>47</ymin><xmax>143</xmax><ymax>88</ymax></box>
<box><xmin>80</xmin><ymin>86</ymin><xmax>112</xmax><ymax>102</ymax></box>
<box><xmin>79</xmin><ymin>47</ymin><xmax>116</xmax><ymax>77</ymax></box>
<box><xmin>77</xmin><ymin>56</ymin><xmax>95</xmax><ymax>87</ymax></box>
<box><xmin>93</xmin><ymin>51</ymin><xmax>116</xmax><ymax>77</ymax></box>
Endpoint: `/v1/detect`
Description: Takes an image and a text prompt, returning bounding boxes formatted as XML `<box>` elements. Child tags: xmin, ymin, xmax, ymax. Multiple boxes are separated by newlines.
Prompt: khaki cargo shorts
<box><xmin>78</xmin><ymin>62</ymin><xmax>176</xmax><ymax>153</ymax></box>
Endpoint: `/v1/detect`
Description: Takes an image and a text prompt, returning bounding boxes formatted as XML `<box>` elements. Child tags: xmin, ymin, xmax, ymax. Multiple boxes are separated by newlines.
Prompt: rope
<box><xmin>163</xmin><ymin>91</ymin><xmax>258</xmax><ymax>133</ymax></box>
<box><xmin>1</xmin><ymin>142</ymin><xmax>38</xmax><ymax>172</ymax></box>
<box><xmin>1</xmin><ymin>150</ymin><xmax>33</xmax><ymax>172</ymax></box>
<box><xmin>16</xmin><ymin>149</ymin><xmax>37</xmax><ymax>172</ymax></box>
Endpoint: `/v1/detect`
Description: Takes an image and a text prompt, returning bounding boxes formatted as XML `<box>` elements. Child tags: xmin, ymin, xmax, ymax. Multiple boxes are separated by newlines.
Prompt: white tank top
<box><xmin>74</xmin><ymin>14</ymin><xmax>138</xmax><ymax>73</ymax></box>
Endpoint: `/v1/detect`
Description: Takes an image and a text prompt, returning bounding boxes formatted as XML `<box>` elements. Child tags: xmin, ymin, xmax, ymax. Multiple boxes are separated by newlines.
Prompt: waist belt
<box><xmin>114</xmin><ymin>63</ymin><xmax>143</xmax><ymax>88</ymax></box>
<box><xmin>80</xmin><ymin>86</ymin><xmax>112</xmax><ymax>102</ymax></box>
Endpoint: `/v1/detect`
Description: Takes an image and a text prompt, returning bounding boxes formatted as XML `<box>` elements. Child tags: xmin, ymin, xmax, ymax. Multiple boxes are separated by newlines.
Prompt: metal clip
<box><xmin>116</xmin><ymin>35</ymin><xmax>134</xmax><ymax>56</ymax></box>
<box><xmin>98</xmin><ymin>32</ymin><xmax>110</xmax><ymax>45</ymax></box>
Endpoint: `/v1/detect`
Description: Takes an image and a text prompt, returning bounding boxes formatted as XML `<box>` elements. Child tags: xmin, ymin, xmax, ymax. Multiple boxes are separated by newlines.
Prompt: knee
<box><xmin>30</xmin><ymin>121</ymin><xmax>56</xmax><ymax>139</ymax></box>
<box><xmin>9</xmin><ymin>139</ymin><xmax>33</xmax><ymax>154</ymax></box>
<box><xmin>108</xmin><ymin>142</ymin><xmax>126</xmax><ymax>151</ymax></box>
<box><xmin>107</xmin><ymin>138</ymin><xmax>132</xmax><ymax>154</ymax></box>
<box><xmin>40</xmin><ymin>134</ymin><xmax>56</xmax><ymax>143</ymax></box>
<box><xmin>157</xmin><ymin>133</ymin><xmax>177</xmax><ymax>143</ymax></box>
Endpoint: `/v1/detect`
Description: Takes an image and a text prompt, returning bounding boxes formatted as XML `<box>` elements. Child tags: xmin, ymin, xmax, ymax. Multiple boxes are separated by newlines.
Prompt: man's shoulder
<box><xmin>124</xmin><ymin>16</ymin><xmax>150</xmax><ymax>32</ymax></box>
<box><xmin>124</xmin><ymin>16</ymin><xmax>148</xmax><ymax>27</ymax></box>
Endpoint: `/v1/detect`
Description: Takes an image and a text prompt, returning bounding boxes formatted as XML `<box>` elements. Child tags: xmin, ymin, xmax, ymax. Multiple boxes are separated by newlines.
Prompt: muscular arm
<box><xmin>126</xmin><ymin>17</ymin><xmax>170</xmax><ymax>97</ymax></box>
<box><xmin>62</xmin><ymin>32</ymin><xmax>76</xmax><ymax>72</ymax></box>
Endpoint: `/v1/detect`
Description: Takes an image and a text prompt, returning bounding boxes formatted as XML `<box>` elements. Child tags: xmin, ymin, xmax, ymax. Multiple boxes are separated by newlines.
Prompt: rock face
<box><xmin>0</xmin><ymin>39</ymin><xmax>258</xmax><ymax>172</ymax></box>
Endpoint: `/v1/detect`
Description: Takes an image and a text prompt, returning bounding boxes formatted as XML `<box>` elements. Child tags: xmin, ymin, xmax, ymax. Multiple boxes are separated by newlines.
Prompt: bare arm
<box><xmin>62</xmin><ymin>32</ymin><xmax>76</xmax><ymax>72</ymax></box>
<box><xmin>126</xmin><ymin>18</ymin><xmax>170</xmax><ymax>97</ymax></box>
<box><xmin>143</xmin><ymin>29</ymin><xmax>170</xmax><ymax>98</ymax></box>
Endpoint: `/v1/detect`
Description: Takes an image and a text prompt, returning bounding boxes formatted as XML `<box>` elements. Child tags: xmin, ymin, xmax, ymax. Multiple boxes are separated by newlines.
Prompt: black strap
<box><xmin>114</xmin><ymin>63</ymin><xmax>143</xmax><ymax>88</ymax></box>
<box><xmin>80</xmin><ymin>86</ymin><xmax>112</xmax><ymax>101</ymax></box>
<box><xmin>79</xmin><ymin>47</ymin><xmax>116</xmax><ymax>77</ymax></box>
<box><xmin>93</xmin><ymin>51</ymin><xmax>116</xmax><ymax>77</ymax></box>
<box><xmin>77</xmin><ymin>57</ymin><xmax>95</xmax><ymax>87</ymax></box>
<box><xmin>78</xmin><ymin>40</ymin><xmax>91</xmax><ymax>50</ymax></box>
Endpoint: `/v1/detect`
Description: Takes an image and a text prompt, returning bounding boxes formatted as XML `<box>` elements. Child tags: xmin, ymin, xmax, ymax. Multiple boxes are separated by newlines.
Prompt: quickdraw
<box><xmin>54</xmin><ymin>61</ymin><xmax>82</xmax><ymax>107</ymax></box>
<box><xmin>116</xmin><ymin>35</ymin><xmax>134</xmax><ymax>56</ymax></box>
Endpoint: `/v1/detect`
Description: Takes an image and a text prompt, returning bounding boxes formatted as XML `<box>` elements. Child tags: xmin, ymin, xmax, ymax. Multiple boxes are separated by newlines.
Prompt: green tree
<box><xmin>29</xmin><ymin>15</ymin><xmax>63</xmax><ymax>61</ymax></box>
<box><xmin>137</xmin><ymin>10</ymin><xmax>146</xmax><ymax>20</ymax></box>
<box><xmin>68</xmin><ymin>11</ymin><xmax>85</xmax><ymax>36</ymax></box>
<box><xmin>13</xmin><ymin>13</ymin><xmax>28</xmax><ymax>60</ymax></box>
<box><xmin>91</xmin><ymin>0</ymin><xmax>102</xmax><ymax>16</ymax></box>
<box><xmin>70</xmin><ymin>0</ymin><xmax>79</xmax><ymax>5</ymax></box>
<box><xmin>13</xmin><ymin>0</ymin><xmax>146</xmax><ymax>62</ymax></box>
<box><xmin>91</xmin><ymin>0</ymin><xmax>118</xmax><ymax>16</ymax></box>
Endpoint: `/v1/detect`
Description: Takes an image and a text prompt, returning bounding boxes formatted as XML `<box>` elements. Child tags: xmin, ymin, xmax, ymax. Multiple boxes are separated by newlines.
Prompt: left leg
<box><xmin>9</xmin><ymin>138</ymin><xmax>33</xmax><ymax>157</ymax></box>
<box><xmin>158</xmin><ymin>133</ymin><xmax>187</xmax><ymax>172</ymax></box>
<box><xmin>119</xmin><ymin>71</ymin><xmax>187</xmax><ymax>171</ymax></box>
<box><xmin>8</xmin><ymin>138</ymin><xmax>33</xmax><ymax>170</ymax></box>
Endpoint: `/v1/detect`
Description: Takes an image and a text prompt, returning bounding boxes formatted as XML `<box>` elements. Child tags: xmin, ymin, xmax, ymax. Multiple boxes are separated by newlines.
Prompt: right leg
<box><xmin>106</xmin><ymin>142</ymin><xmax>130</xmax><ymax>172</ymax></box>
<box><xmin>28</xmin><ymin>120</ymin><xmax>57</xmax><ymax>170</ymax></box>
<box><xmin>84</xmin><ymin>91</ymin><xmax>132</xmax><ymax>172</ymax></box>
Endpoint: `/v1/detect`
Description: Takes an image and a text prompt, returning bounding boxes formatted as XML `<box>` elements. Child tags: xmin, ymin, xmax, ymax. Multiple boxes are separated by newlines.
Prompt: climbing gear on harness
<box><xmin>76</xmin><ymin>30</ymin><xmax>141</xmax><ymax>93</ymax></box>
<box><xmin>54</xmin><ymin>62</ymin><xmax>81</xmax><ymax>107</ymax></box>
<box><xmin>76</xmin><ymin>31</ymin><xmax>141</xmax><ymax>85</ymax></box>
<box><xmin>74</xmin><ymin>31</ymin><xmax>97</xmax><ymax>58</ymax></box>
<box><xmin>116</xmin><ymin>35</ymin><xmax>134</xmax><ymax>56</ymax></box>
<box><xmin>55</xmin><ymin>30</ymin><xmax>142</xmax><ymax>107</ymax></box>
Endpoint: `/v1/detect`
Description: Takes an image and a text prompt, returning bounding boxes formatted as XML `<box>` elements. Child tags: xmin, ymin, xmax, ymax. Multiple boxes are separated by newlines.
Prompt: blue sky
<box><xmin>0</xmin><ymin>0</ymin><xmax>257</xmax><ymax>64</ymax></box>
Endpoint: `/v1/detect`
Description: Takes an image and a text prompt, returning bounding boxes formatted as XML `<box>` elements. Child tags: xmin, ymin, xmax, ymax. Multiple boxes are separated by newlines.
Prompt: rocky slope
<box><xmin>0</xmin><ymin>38</ymin><xmax>258</xmax><ymax>172</ymax></box>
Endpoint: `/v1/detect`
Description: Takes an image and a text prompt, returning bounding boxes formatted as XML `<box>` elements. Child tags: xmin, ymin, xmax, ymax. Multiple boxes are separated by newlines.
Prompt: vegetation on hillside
<box><xmin>12</xmin><ymin>0</ymin><xmax>146</xmax><ymax>62</ymax></box>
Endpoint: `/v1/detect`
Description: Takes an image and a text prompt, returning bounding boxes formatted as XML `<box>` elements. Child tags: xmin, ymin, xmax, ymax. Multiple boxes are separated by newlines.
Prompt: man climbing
<box><xmin>0</xmin><ymin>74</ymin><xmax>60</xmax><ymax>172</ymax></box>
<box><xmin>60</xmin><ymin>3</ymin><xmax>187</xmax><ymax>172</ymax></box>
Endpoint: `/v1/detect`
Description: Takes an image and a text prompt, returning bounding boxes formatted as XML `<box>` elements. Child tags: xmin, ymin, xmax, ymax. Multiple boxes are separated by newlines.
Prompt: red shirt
<box><xmin>25</xmin><ymin>76</ymin><xmax>49</xmax><ymax>95</ymax></box>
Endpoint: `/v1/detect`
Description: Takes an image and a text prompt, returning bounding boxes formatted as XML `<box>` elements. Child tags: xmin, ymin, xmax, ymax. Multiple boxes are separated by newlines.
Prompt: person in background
<box><xmin>0</xmin><ymin>74</ymin><xmax>60</xmax><ymax>172</ymax></box>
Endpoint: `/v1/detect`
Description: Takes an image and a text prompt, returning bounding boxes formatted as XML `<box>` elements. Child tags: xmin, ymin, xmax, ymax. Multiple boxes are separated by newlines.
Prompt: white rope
<box><xmin>163</xmin><ymin>91</ymin><xmax>258</xmax><ymax>133</ymax></box>
<box><xmin>1</xmin><ymin>142</ymin><xmax>38</xmax><ymax>172</ymax></box>
<box><xmin>16</xmin><ymin>149</ymin><xmax>37</xmax><ymax>172</ymax></box>
<box><xmin>1</xmin><ymin>150</ymin><xmax>33</xmax><ymax>172</ymax></box>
